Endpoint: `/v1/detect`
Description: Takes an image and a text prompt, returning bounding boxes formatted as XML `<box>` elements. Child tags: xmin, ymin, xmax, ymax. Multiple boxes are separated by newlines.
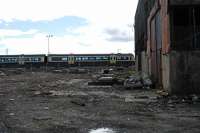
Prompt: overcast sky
<box><xmin>0</xmin><ymin>0</ymin><xmax>138</xmax><ymax>55</ymax></box>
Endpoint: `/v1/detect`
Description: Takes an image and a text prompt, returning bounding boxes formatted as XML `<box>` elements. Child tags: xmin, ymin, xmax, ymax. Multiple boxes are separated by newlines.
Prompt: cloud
<box><xmin>0</xmin><ymin>30</ymin><xmax>134</xmax><ymax>55</ymax></box>
<box><xmin>0</xmin><ymin>16</ymin><xmax>88</xmax><ymax>37</ymax></box>
<box><xmin>0</xmin><ymin>0</ymin><xmax>138</xmax><ymax>25</ymax></box>
<box><xmin>104</xmin><ymin>28</ymin><xmax>134</xmax><ymax>42</ymax></box>
<box><xmin>0</xmin><ymin>29</ymin><xmax>38</xmax><ymax>36</ymax></box>
<box><xmin>0</xmin><ymin>43</ymin><xmax>6</xmax><ymax>48</ymax></box>
<box><xmin>0</xmin><ymin>29</ymin><xmax>38</xmax><ymax>40</ymax></box>
<box><xmin>0</xmin><ymin>0</ymin><xmax>138</xmax><ymax>54</ymax></box>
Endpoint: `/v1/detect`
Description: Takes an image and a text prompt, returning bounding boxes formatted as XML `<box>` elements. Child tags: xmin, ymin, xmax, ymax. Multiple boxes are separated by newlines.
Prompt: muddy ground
<box><xmin>0</xmin><ymin>67</ymin><xmax>200</xmax><ymax>133</ymax></box>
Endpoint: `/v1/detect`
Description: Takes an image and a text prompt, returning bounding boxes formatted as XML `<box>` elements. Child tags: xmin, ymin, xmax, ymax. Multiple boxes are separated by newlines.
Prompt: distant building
<box><xmin>135</xmin><ymin>0</ymin><xmax>200</xmax><ymax>94</ymax></box>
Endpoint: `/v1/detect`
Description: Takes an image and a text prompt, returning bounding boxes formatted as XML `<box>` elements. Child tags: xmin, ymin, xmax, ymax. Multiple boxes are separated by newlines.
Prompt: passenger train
<box><xmin>0</xmin><ymin>53</ymin><xmax>135</xmax><ymax>68</ymax></box>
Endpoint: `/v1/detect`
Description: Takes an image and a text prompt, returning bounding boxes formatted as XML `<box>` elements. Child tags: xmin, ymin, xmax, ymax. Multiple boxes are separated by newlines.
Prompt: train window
<box><xmin>103</xmin><ymin>57</ymin><xmax>109</xmax><ymax>60</ymax></box>
<box><xmin>89</xmin><ymin>57</ymin><xmax>95</xmax><ymax>60</ymax></box>
<box><xmin>24</xmin><ymin>58</ymin><xmax>29</xmax><ymax>61</ymax></box>
<box><xmin>120</xmin><ymin>56</ymin><xmax>124</xmax><ymax>60</ymax></box>
<box><xmin>75</xmin><ymin>57</ymin><xmax>82</xmax><ymax>61</ymax></box>
<box><xmin>11</xmin><ymin>58</ymin><xmax>17</xmax><ymax>62</ymax></box>
<box><xmin>96</xmin><ymin>57</ymin><xmax>101</xmax><ymax>60</ymax></box>
<box><xmin>62</xmin><ymin>57</ymin><xmax>68</xmax><ymax>61</ymax></box>
<box><xmin>35</xmin><ymin>58</ymin><xmax>39</xmax><ymax>61</ymax></box>
<box><xmin>8</xmin><ymin>58</ymin><xmax>12</xmax><ymax>62</ymax></box>
<box><xmin>52</xmin><ymin>57</ymin><xmax>62</xmax><ymax>61</ymax></box>
<box><xmin>30</xmin><ymin>58</ymin><xmax>33</xmax><ymax>61</ymax></box>
<box><xmin>82</xmin><ymin>57</ymin><xmax>88</xmax><ymax>60</ymax></box>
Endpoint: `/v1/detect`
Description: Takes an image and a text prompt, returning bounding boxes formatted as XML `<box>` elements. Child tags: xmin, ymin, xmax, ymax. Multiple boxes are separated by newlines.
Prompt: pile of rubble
<box><xmin>124</xmin><ymin>72</ymin><xmax>153</xmax><ymax>89</ymax></box>
<box><xmin>52</xmin><ymin>68</ymin><xmax>88</xmax><ymax>74</ymax></box>
<box><xmin>0</xmin><ymin>71</ymin><xmax>6</xmax><ymax>76</ymax></box>
<box><xmin>88</xmin><ymin>69</ymin><xmax>152</xmax><ymax>89</ymax></box>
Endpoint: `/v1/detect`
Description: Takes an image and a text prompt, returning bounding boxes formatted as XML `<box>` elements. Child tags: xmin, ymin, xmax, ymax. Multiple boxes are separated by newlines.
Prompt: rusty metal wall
<box><xmin>150</xmin><ymin>18</ymin><xmax>157</xmax><ymax>83</ymax></box>
<box><xmin>135</xmin><ymin>0</ymin><xmax>200</xmax><ymax>93</ymax></box>
<box><xmin>160</xmin><ymin>0</ymin><xmax>170</xmax><ymax>54</ymax></box>
<box><xmin>146</xmin><ymin>0</ymin><xmax>164</xmax><ymax>86</ymax></box>
<box><xmin>135</xmin><ymin>0</ymin><xmax>158</xmax><ymax>73</ymax></box>
<box><xmin>135</xmin><ymin>0</ymin><xmax>157</xmax><ymax>54</ymax></box>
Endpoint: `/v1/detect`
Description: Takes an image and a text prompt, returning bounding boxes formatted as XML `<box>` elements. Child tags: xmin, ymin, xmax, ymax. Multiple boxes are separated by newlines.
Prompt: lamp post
<box><xmin>46</xmin><ymin>34</ymin><xmax>53</xmax><ymax>55</ymax></box>
<box><xmin>6</xmin><ymin>48</ymin><xmax>8</xmax><ymax>55</ymax></box>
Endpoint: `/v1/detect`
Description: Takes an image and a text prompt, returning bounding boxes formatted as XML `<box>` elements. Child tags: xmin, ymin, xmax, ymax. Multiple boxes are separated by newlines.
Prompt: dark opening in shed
<box><xmin>171</xmin><ymin>6</ymin><xmax>200</xmax><ymax>50</ymax></box>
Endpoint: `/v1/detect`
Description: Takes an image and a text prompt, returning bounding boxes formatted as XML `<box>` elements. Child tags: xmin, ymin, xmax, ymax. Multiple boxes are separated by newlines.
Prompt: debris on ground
<box><xmin>88</xmin><ymin>76</ymin><xmax>119</xmax><ymax>86</ymax></box>
<box><xmin>124</xmin><ymin>75</ymin><xmax>143</xmax><ymax>89</ymax></box>
<box><xmin>103</xmin><ymin>69</ymin><xmax>110</xmax><ymax>74</ymax></box>
<box><xmin>52</xmin><ymin>69</ymin><xmax>64</xmax><ymax>73</ymax></box>
<box><xmin>124</xmin><ymin>72</ymin><xmax>153</xmax><ymax>89</ymax></box>
<box><xmin>141</xmin><ymin>73</ymin><xmax>153</xmax><ymax>89</ymax></box>
<box><xmin>0</xmin><ymin>122</ymin><xmax>9</xmax><ymax>133</ymax></box>
<box><xmin>0</xmin><ymin>71</ymin><xmax>6</xmax><ymax>76</ymax></box>
<box><xmin>9</xmin><ymin>113</ymin><xmax>15</xmax><ymax>116</ymax></box>
<box><xmin>0</xmin><ymin>67</ymin><xmax>200</xmax><ymax>133</ymax></box>
<box><xmin>33</xmin><ymin>90</ymin><xmax>53</xmax><ymax>96</ymax></box>
<box><xmin>70</xmin><ymin>99</ymin><xmax>86</xmax><ymax>107</ymax></box>
<box><xmin>33</xmin><ymin>116</ymin><xmax>52</xmax><ymax>121</ymax></box>
<box><xmin>156</xmin><ymin>90</ymin><xmax>169</xmax><ymax>97</ymax></box>
<box><xmin>68</xmin><ymin>68</ymin><xmax>88</xmax><ymax>74</ymax></box>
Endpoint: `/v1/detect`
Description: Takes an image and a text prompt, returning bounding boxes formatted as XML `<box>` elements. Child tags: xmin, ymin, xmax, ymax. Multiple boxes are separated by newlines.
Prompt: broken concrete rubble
<box><xmin>103</xmin><ymin>69</ymin><xmax>110</xmax><ymax>74</ymax></box>
<box><xmin>69</xmin><ymin>68</ymin><xmax>88</xmax><ymax>74</ymax></box>
<box><xmin>0</xmin><ymin>71</ymin><xmax>6</xmax><ymax>76</ymax></box>
<box><xmin>142</xmin><ymin>73</ymin><xmax>153</xmax><ymax>88</ymax></box>
<box><xmin>1</xmin><ymin>67</ymin><xmax>200</xmax><ymax>132</ymax></box>
<box><xmin>70</xmin><ymin>99</ymin><xmax>86</xmax><ymax>107</ymax></box>
<box><xmin>124</xmin><ymin>76</ymin><xmax>143</xmax><ymax>89</ymax></box>
<box><xmin>0</xmin><ymin>122</ymin><xmax>8</xmax><ymax>133</ymax></box>
<box><xmin>88</xmin><ymin>76</ymin><xmax>120</xmax><ymax>86</ymax></box>
<box><xmin>124</xmin><ymin>72</ymin><xmax>153</xmax><ymax>89</ymax></box>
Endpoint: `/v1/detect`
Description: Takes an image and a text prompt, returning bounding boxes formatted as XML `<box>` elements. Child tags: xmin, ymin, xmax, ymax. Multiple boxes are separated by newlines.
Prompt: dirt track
<box><xmin>0</xmin><ymin>68</ymin><xmax>200</xmax><ymax>133</ymax></box>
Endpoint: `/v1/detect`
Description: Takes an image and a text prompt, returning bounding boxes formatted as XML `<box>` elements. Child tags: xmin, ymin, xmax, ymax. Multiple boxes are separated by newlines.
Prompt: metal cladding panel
<box><xmin>151</xmin><ymin>19</ymin><xmax>157</xmax><ymax>52</ymax></box>
<box><xmin>170</xmin><ymin>0</ymin><xmax>200</xmax><ymax>5</ymax></box>
<box><xmin>155</xmin><ymin>12</ymin><xmax>162</xmax><ymax>50</ymax></box>
<box><xmin>160</xmin><ymin>0</ymin><xmax>170</xmax><ymax>54</ymax></box>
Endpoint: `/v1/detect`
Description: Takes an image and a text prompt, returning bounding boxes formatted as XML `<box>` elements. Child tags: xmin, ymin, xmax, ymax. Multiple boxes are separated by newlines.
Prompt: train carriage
<box><xmin>22</xmin><ymin>54</ymin><xmax>46</xmax><ymax>68</ymax></box>
<box><xmin>0</xmin><ymin>54</ymin><xmax>46</xmax><ymax>68</ymax></box>
<box><xmin>0</xmin><ymin>55</ymin><xmax>19</xmax><ymax>68</ymax></box>
<box><xmin>115</xmin><ymin>54</ymin><xmax>135</xmax><ymax>66</ymax></box>
<box><xmin>73</xmin><ymin>54</ymin><xmax>110</xmax><ymax>66</ymax></box>
<box><xmin>0</xmin><ymin>53</ymin><xmax>134</xmax><ymax>68</ymax></box>
<box><xmin>47</xmin><ymin>53</ymin><xmax>134</xmax><ymax>67</ymax></box>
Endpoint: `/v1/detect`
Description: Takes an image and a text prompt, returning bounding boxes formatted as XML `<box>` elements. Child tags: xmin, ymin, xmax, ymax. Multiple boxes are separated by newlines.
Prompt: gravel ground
<box><xmin>0</xmin><ymin>68</ymin><xmax>200</xmax><ymax>133</ymax></box>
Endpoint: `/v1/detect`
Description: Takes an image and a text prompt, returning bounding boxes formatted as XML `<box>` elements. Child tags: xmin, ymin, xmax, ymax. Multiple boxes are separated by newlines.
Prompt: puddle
<box><xmin>89</xmin><ymin>128</ymin><xmax>115</xmax><ymax>133</ymax></box>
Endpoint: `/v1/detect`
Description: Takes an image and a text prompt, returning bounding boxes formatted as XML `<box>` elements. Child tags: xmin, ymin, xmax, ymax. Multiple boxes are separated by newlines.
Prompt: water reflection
<box><xmin>89</xmin><ymin>128</ymin><xmax>115</xmax><ymax>133</ymax></box>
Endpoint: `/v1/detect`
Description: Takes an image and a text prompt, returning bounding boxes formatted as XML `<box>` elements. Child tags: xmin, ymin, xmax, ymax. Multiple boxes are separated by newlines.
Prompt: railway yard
<box><xmin>0</xmin><ymin>67</ymin><xmax>200</xmax><ymax>133</ymax></box>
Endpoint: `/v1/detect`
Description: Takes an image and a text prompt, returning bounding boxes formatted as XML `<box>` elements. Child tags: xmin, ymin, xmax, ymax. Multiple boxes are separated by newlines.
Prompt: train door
<box><xmin>68</xmin><ymin>56</ymin><xmax>75</xmax><ymax>65</ymax></box>
<box><xmin>110</xmin><ymin>55</ymin><xmax>116</xmax><ymax>65</ymax></box>
<box><xmin>18</xmin><ymin>55</ymin><xmax>25</xmax><ymax>65</ymax></box>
